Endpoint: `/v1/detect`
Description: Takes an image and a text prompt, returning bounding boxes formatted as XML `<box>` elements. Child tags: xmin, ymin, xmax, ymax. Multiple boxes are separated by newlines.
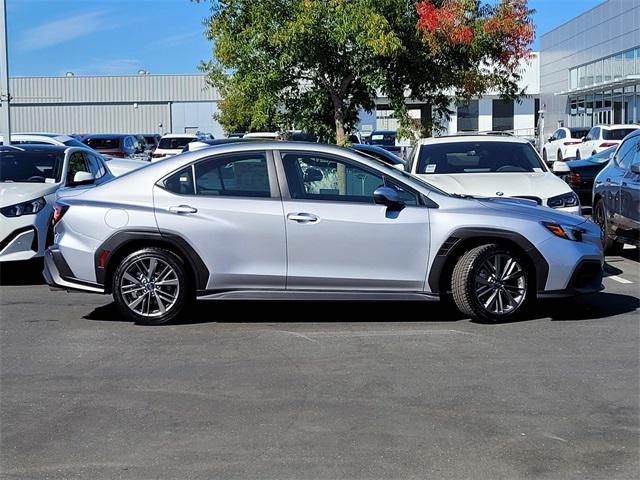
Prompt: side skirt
<box><xmin>197</xmin><ymin>290</ymin><xmax>441</xmax><ymax>302</ymax></box>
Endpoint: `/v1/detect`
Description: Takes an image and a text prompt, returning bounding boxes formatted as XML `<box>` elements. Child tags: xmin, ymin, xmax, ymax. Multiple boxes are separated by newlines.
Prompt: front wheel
<box><xmin>451</xmin><ymin>244</ymin><xmax>531</xmax><ymax>323</ymax></box>
<box><xmin>112</xmin><ymin>247</ymin><xmax>192</xmax><ymax>325</ymax></box>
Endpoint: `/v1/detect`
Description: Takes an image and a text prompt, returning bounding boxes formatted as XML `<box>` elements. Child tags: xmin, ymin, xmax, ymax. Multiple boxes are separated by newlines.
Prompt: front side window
<box><xmin>556</xmin><ymin>130</ymin><xmax>565</xmax><ymax>140</ymax></box>
<box><xmin>194</xmin><ymin>152</ymin><xmax>270</xmax><ymax>198</ymax></box>
<box><xmin>282</xmin><ymin>152</ymin><xmax>384</xmax><ymax>203</ymax></box>
<box><xmin>417</xmin><ymin>141</ymin><xmax>544</xmax><ymax>174</ymax></box>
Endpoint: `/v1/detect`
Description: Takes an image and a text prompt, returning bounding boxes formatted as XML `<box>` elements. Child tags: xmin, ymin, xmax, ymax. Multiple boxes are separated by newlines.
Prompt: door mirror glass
<box><xmin>373</xmin><ymin>186</ymin><xmax>405</xmax><ymax>210</ymax></box>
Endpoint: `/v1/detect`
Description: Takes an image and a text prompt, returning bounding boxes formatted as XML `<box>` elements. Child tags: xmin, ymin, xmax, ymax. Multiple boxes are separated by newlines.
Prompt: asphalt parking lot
<box><xmin>0</xmin><ymin>250</ymin><xmax>638</xmax><ymax>480</ymax></box>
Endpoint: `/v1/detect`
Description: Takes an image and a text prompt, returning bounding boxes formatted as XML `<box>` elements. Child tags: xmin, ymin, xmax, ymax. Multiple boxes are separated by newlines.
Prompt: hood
<box><xmin>477</xmin><ymin>197</ymin><xmax>586</xmax><ymax>227</ymax></box>
<box><xmin>106</xmin><ymin>158</ymin><xmax>149</xmax><ymax>176</ymax></box>
<box><xmin>0</xmin><ymin>182</ymin><xmax>58</xmax><ymax>207</ymax></box>
<box><xmin>416</xmin><ymin>172</ymin><xmax>570</xmax><ymax>200</ymax></box>
<box><xmin>566</xmin><ymin>158</ymin><xmax>608</xmax><ymax>169</ymax></box>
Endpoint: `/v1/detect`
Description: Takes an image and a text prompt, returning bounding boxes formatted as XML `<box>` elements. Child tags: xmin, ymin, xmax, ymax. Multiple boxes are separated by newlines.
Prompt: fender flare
<box><xmin>427</xmin><ymin>227</ymin><xmax>549</xmax><ymax>293</ymax></box>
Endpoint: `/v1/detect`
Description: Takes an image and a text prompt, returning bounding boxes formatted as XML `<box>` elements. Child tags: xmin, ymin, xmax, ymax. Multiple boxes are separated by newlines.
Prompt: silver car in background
<box><xmin>44</xmin><ymin>142</ymin><xmax>604</xmax><ymax>325</ymax></box>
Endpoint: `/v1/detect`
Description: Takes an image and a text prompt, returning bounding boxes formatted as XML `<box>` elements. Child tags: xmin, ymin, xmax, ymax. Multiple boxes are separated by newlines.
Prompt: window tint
<box><xmin>282</xmin><ymin>152</ymin><xmax>384</xmax><ymax>203</ymax></box>
<box><xmin>194</xmin><ymin>152</ymin><xmax>270</xmax><ymax>197</ymax></box>
<box><xmin>616</xmin><ymin>138</ymin><xmax>637</xmax><ymax>170</ymax></box>
<box><xmin>603</xmin><ymin>128</ymin><xmax>638</xmax><ymax>141</ymax></box>
<box><xmin>66</xmin><ymin>152</ymin><xmax>90</xmax><ymax>184</ymax></box>
<box><xmin>163</xmin><ymin>166</ymin><xmax>195</xmax><ymax>195</ymax></box>
<box><xmin>158</xmin><ymin>137</ymin><xmax>194</xmax><ymax>150</ymax></box>
<box><xmin>556</xmin><ymin>130</ymin><xmax>565</xmax><ymax>140</ymax></box>
<box><xmin>384</xmin><ymin>179</ymin><xmax>419</xmax><ymax>206</ymax></box>
<box><xmin>88</xmin><ymin>153</ymin><xmax>106</xmax><ymax>179</ymax></box>
<box><xmin>417</xmin><ymin>141</ymin><xmax>544</xmax><ymax>174</ymax></box>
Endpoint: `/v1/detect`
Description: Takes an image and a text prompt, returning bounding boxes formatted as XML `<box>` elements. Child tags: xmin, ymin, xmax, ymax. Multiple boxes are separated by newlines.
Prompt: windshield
<box><xmin>570</xmin><ymin>129</ymin><xmax>589</xmax><ymax>139</ymax></box>
<box><xmin>369</xmin><ymin>132</ymin><xmax>396</xmax><ymax>146</ymax></box>
<box><xmin>84</xmin><ymin>137</ymin><xmax>121</xmax><ymax>149</ymax></box>
<box><xmin>143</xmin><ymin>136</ymin><xmax>158</xmax><ymax>145</ymax></box>
<box><xmin>603</xmin><ymin>128</ymin><xmax>638</xmax><ymax>141</ymax></box>
<box><xmin>0</xmin><ymin>150</ymin><xmax>64</xmax><ymax>183</ymax></box>
<box><xmin>158</xmin><ymin>137</ymin><xmax>194</xmax><ymax>149</ymax></box>
<box><xmin>417</xmin><ymin>141</ymin><xmax>545</xmax><ymax>174</ymax></box>
<box><xmin>352</xmin><ymin>147</ymin><xmax>404</xmax><ymax>166</ymax></box>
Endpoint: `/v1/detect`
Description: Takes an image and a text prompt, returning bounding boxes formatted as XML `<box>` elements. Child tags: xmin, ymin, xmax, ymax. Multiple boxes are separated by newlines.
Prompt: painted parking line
<box><xmin>607</xmin><ymin>275</ymin><xmax>633</xmax><ymax>284</ymax></box>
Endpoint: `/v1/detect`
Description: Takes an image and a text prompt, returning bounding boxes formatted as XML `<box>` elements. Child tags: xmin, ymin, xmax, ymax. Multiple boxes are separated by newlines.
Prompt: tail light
<box><xmin>52</xmin><ymin>203</ymin><xmax>69</xmax><ymax>226</ymax></box>
<box><xmin>563</xmin><ymin>141</ymin><xmax>581</xmax><ymax>146</ymax></box>
<box><xmin>567</xmin><ymin>171</ymin><xmax>582</xmax><ymax>187</ymax></box>
<box><xmin>599</xmin><ymin>142</ymin><xmax>616</xmax><ymax>148</ymax></box>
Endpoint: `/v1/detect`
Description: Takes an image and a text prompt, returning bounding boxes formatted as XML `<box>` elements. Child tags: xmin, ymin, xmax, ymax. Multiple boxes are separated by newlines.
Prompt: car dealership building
<box><xmin>539</xmin><ymin>0</ymin><xmax>640</xmax><ymax>140</ymax></box>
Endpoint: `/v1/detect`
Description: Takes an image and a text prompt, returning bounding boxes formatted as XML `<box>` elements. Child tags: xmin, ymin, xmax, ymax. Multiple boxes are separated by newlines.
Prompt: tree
<box><xmin>199</xmin><ymin>0</ymin><xmax>534</xmax><ymax>143</ymax></box>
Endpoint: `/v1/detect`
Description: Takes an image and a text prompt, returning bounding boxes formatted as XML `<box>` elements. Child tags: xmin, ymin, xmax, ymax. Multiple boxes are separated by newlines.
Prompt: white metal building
<box><xmin>7</xmin><ymin>74</ymin><xmax>224</xmax><ymax>137</ymax></box>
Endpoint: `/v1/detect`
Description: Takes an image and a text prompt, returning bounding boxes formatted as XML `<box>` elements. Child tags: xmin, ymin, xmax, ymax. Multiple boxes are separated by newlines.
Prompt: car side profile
<box><xmin>44</xmin><ymin>142</ymin><xmax>603</xmax><ymax>325</ymax></box>
<box><xmin>592</xmin><ymin>129</ymin><xmax>640</xmax><ymax>253</ymax></box>
<box><xmin>576</xmin><ymin>124</ymin><xmax>639</xmax><ymax>160</ymax></box>
<box><xmin>542</xmin><ymin>127</ymin><xmax>590</xmax><ymax>164</ymax></box>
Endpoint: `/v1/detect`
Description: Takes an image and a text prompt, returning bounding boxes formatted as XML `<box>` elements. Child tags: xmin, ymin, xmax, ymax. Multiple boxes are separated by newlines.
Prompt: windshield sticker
<box><xmin>425</xmin><ymin>164</ymin><xmax>436</xmax><ymax>173</ymax></box>
<box><xmin>533</xmin><ymin>167</ymin><xmax>543</xmax><ymax>172</ymax></box>
<box><xmin>45</xmin><ymin>178</ymin><xmax>56</xmax><ymax>184</ymax></box>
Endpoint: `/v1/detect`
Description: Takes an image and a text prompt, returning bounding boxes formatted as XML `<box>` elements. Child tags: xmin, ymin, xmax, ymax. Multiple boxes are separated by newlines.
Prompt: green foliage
<box><xmin>198</xmin><ymin>0</ymin><xmax>534</xmax><ymax>141</ymax></box>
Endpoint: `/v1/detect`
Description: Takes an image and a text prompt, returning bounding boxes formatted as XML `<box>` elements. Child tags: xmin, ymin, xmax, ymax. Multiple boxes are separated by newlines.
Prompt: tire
<box><xmin>557</xmin><ymin>150</ymin><xmax>563</xmax><ymax>162</ymax></box>
<box><xmin>575</xmin><ymin>150</ymin><xmax>581</xmax><ymax>160</ymax></box>
<box><xmin>112</xmin><ymin>247</ymin><xmax>192</xmax><ymax>325</ymax></box>
<box><xmin>593</xmin><ymin>200</ymin><xmax>624</xmax><ymax>255</ymax></box>
<box><xmin>451</xmin><ymin>244</ymin><xmax>531</xmax><ymax>323</ymax></box>
<box><xmin>542</xmin><ymin>149</ymin><xmax>547</xmax><ymax>163</ymax></box>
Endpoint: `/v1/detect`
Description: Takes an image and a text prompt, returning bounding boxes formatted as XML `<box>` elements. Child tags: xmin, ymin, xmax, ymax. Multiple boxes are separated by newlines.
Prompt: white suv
<box><xmin>541</xmin><ymin>127</ymin><xmax>590</xmax><ymax>164</ymax></box>
<box><xmin>575</xmin><ymin>125</ymin><xmax>639</xmax><ymax>160</ymax></box>
<box><xmin>152</xmin><ymin>134</ymin><xmax>200</xmax><ymax>161</ymax></box>
<box><xmin>406</xmin><ymin>135</ymin><xmax>581</xmax><ymax>214</ymax></box>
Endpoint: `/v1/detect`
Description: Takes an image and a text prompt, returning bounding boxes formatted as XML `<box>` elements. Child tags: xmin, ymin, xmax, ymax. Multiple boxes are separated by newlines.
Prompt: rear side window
<box><xmin>615</xmin><ymin>137</ymin><xmax>637</xmax><ymax>170</ymax></box>
<box><xmin>162</xmin><ymin>166</ymin><xmax>195</xmax><ymax>195</ymax></box>
<box><xmin>194</xmin><ymin>152</ymin><xmax>270</xmax><ymax>198</ymax></box>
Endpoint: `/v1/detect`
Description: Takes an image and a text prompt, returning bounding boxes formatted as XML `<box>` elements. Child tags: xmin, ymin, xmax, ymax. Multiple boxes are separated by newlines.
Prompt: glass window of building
<box><xmin>613</xmin><ymin>53</ymin><xmax>624</xmax><ymax>79</ymax></box>
<box><xmin>578</xmin><ymin>65</ymin><xmax>586</xmax><ymax>87</ymax></box>
<box><xmin>624</xmin><ymin>49</ymin><xmax>635</xmax><ymax>76</ymax></box>
<box><xmin>492</xmin><ymin>100</ymin><xmax>514</xmax><ymax>131</ymax></box>
<box><xmin>603</xmin><ymin>56</ymin><xmax>612</xmax><ymax>82</ymax></box>
<box><xmin>457</xmin><ymin>100</ymin><xmax>479</xmax><ymax>132</ymax></box>
<box><xmin>585</xmin><ymin>63</ymin><xmax>594</xmax><ymax>86</ymax></box>
<box><xmin>594</xmin><ymin>60</ymin><xmax>603</xmax><ymax>84</ymax></box>
<box><xmin>570</xmin><ymin>68</ymin><xmax>577</xmax><ymax>89</ymax></box>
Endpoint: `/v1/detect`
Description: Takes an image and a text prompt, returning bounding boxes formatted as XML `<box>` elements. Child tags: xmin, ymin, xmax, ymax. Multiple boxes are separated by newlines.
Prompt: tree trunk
<box><xmin>334</xmin><ymin>108</ymin><xmax>347</xmax><ymax>146</ymax></box>
<box><xmin>420</xmin><ymin>102</ymin><xmax>433</xmax><ymax>138</ymax></box>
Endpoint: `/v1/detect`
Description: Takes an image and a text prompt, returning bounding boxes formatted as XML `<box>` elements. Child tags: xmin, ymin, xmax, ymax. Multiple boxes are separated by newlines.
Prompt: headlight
<box><xmin>547</xmin><ymin>191</ymin><xmax>579</xmax><ymax>209</ymax></box>
<box><xmin>542</xmin><ymin>221</ymin><xmax>586</xmax><ymax>241</ymax></box>
<box><xmin>0</xmin><ymin>197</ymin><xmax>46</xmax><ymax>217</ymax></box>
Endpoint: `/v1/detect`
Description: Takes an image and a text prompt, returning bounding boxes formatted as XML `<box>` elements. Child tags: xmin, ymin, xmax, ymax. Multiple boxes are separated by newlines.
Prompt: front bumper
<box><xmin>0</xmin><ymin>226</ymin><xmax>38</xmax><ymax>262</ymax></box>
<box><xmin>538</xmin><ymin>259</ymin><xmax>604</xmax><ymax>298</ymax></box>
<box><xmin>43</xmin><ymin>247</ymin><xmax>104</xmax><ymax>293</ymax></box>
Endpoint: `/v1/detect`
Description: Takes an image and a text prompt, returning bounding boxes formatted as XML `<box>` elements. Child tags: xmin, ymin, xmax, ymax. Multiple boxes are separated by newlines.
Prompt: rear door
<box><xmin>153</xmin><ymin>150</ymin><xmax>286</xmax><ymax>290</ymax></box>
<box><xmin>606</xmin><ymin>137</ymin><xmax>636</xmax><ymax>231</ymax></box>
<box><xmin>618</xmin><ymin>137</ymin><xmax>640</xmax><ymax>232</ymax></box>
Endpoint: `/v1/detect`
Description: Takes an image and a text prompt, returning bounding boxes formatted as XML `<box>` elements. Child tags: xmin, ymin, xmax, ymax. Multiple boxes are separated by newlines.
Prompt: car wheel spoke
<box><xmin>120</xmin><ymin>257</ymin><xmax>180</xmax><ymax>318</ymax></box>
<box><xmin>476</xmin><ymin>253</ymin><xmax>527</xmax><ymax>316</ymax></box>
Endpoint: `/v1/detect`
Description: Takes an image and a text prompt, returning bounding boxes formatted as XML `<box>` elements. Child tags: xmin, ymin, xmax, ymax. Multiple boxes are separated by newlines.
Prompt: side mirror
<box><xmin>373</xmin><ymin>186</ymin><xmax>405</xmax><ymax>211</ymax></box>
<box><xmin>631</xmin><ymin>164</ymin><xmax>640</xmax><ymax>174</ymax></box>
<box><xmin>547</xmin><ymin>137</ymin><xmax>553</xmax><ymax>143</ymax></box>
<box><xmin>72</xmin><ymin>171</ymin><xmax>95</xmax><ymax>185</ymax></box>
<box><xmin>304</xmin><ymin>168</ymin><xmax>323</xmax><ymax>182</ymax></box>
<box><xmin>581</xmin><ymin>137</ymin><xmax>587</xmax><ymax>142</ymax></box>
<box><xmin>552</xmin><ymin>162</ymin><xmax>570</xmax><ymax>174</ymax></box>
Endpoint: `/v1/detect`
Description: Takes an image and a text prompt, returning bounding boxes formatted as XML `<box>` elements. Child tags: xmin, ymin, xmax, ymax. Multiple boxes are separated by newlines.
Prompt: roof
<box><xmin>161</xmin><ymin>133</ymin><xmax>199</xmax><ymax>139</ymax></box>
<box><xmin>417</xmin><ymin>135</ymin><xmax>532</xmax><ymax>145</ymax></box>
<box><xmin>598</xmin><ymin>124</ymin><xmax>639</xmax><ymax>130</ymax></box>
<box><xmin>82</xmin><ymin>133</ymin><xmax>132</xmax><ymax>139</ymax></box>
<box><xmin>0</xmin><ymin>144</ymin><xmax>68</xmax><ymax>152</ymax></box>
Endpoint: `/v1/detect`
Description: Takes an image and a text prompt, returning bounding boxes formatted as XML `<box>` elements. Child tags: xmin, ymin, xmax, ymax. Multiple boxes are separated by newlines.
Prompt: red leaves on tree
<box><xmin>417</xmin><ymin>0</ymin><xmax>534</xmax><ymax>65</ymax></box>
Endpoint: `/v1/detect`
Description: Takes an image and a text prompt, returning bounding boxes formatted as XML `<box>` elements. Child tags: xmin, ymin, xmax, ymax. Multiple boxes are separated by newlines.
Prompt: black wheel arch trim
<box><xmin>95</xmin><ymin>228</ymin><xmax>210</xmax><ymax>292</ymax></box>
<box><xmin>428</xmin><ymin>227</ymin><xmax>549</xmax><ymax>293</ymax></box>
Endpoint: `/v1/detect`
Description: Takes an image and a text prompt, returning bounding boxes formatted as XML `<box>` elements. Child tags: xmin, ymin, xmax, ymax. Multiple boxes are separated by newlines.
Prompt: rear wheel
<box><xmin>112</xmin><ymin>247</ymin><xmax>192</xmax><ymax>325</ymax></box>
<box><xmin>451</xmin><ymin>244</ymin><xmax>530</xmax><ymax>323</ymax></box>
<box><xmin>542</xmin><ymin>149</ymin><xmax>547</xmax><ymax>163</ymax></box>
<box><xmin>557</xmin><ymin>150</ymin><xmax>563</xmax><ymax>162</ymax></box>
<box><xmin>593</xmin><ymin>200</ymin><xmax>624</xmax><ymax>255</ymax></box>
<box><xmin>576</xmin><ymin>150</ymin><xmax>581</xmax><ymax>160</ymax></box>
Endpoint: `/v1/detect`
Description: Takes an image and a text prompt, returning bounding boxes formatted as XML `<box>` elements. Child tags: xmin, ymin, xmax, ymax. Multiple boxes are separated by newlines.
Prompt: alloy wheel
<box><xmin>474</xmin><ymin>254</ymin><xmax>527</xmax><ymax>315</ymax></box>
<box><xmin>120</xmin><ymin>257</ymin><xmax>181</xmax><ymax>318</ymax></box>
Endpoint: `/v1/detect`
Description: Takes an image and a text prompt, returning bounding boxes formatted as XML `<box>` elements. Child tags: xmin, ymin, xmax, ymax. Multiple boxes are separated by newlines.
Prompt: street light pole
<box><xmin>0</xmin><ymin>0</ymin><xmax>11</xmax><ymax>145</ymax></box>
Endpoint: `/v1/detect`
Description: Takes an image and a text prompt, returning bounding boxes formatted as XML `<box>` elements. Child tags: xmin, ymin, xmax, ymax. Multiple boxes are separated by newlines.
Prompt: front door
<box><xmin>153</xmin><ymin>150</ymin><xmax>287</xmax><ymax>290</ymax></box>
<box><xmin>277</xmin><ymin>150</ymin><xmax>431</xmax><ymax>291</ymax></box>
<box><xmin>618</xmin><ymin>138</ymin><xmax>640</xmax><ymax>232</ymax></box>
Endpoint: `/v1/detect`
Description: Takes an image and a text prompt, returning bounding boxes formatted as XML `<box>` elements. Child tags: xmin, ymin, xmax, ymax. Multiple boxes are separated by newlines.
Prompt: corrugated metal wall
<box><xmin>7</xmin><ymin>75</ymin><xmax>221</xmax><ymax>135</ymax></box>
<box><xmin>11</xmin><ymin>103</ymin><xmax>171</xmax><ymax>134</ymax></box>
<box><xmin>10</xmin><ymin>75</ymin><xmax>219</xmax><ymax>104</ymax></box>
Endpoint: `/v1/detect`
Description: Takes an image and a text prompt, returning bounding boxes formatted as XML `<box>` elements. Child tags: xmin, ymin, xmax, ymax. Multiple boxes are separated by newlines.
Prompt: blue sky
<box><xmin>7</xmin><ymin>0</ymin><xmax>604</xmax><ymax>77</ymax></box>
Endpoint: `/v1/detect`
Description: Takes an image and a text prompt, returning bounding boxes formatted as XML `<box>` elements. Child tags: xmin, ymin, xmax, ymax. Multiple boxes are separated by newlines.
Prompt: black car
<box><xmin>563</xmin><ymin>146</ymin><xmax>616</xmax><ymax>206</ymax></box>
<box><xmin>82</xmin><ymin>134</ymin><xmax>143</xmax><ymax>159</ymax></box>
<box><xmin>367</xmin><ymin>130</ymin><xmax>401</xmax><ymax>155</ymax></box>
<box><xmin>141</xmin><ymin>134</ymin><xmax>161</xmax><ymax>150</ymax></box>
<box><xmin>350</xmin><ymin>143</ymin><xmax>406</xmax><ymax>167</ymax></box>
<box><xmin>592</xmin><ymin>130</ymin><xmax>640</xmax><ymax>253</ymax></box>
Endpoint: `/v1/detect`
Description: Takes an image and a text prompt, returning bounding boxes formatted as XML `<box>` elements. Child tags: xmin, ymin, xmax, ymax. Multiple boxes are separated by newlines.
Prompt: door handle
<box><xmin>168</xmin><ymin>205</ymin><xmax>198</xmax><ymax>214</ymax></box>
<box><xmin>287</xmin><ymin>212</ymin><xmax>319</xmax><ymax>224</ymax></box>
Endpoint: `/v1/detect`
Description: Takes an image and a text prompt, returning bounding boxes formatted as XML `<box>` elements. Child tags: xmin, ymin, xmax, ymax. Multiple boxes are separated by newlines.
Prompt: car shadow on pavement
<box><xmin>0</xmin><ymin>259</ymin><xmax>45</xmax><ymax>286</ymax></box>
<box><xmin>84</xmin><ymin>291</ymin><xmax>638</xmax><ymax>326</ymax></box>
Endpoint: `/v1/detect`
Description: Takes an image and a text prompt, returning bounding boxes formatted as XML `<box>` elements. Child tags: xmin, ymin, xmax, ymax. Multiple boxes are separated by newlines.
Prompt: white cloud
<box><xmin>62</xmin><ymin>59</ymin><xmax>142</xmax><ymax>76</ymax></box>
<box><xmin>157</xmin><ymin>31</ymin><xmax>203</xmax><ymax>47</ymax></box>
<box><xmin>19</xmin><ymin>10</ymin><xmax>118</xmax><ymax>51</ymax></box>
